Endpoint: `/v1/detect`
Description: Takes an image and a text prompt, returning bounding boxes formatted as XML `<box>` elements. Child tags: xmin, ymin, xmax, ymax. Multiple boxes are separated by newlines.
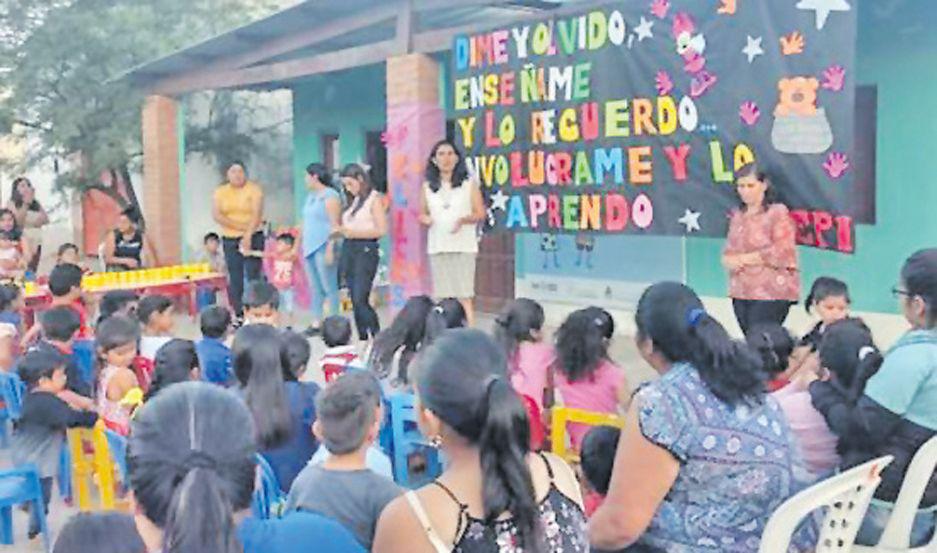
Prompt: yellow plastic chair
<box><xmin>67</xmin><ymin>421</ymin><xmax>121</xmax><ymax>511</ymax></box>
<box><xmin>550</xmin><ymin>407</ymin><xmax>625</xmax><ymax>463</ymax></box>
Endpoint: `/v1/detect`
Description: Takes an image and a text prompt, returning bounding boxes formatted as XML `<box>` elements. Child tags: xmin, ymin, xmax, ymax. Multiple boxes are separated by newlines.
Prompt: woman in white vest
<box><xmin>419</xmin><ymin>140</ymin><xmax>485</xmax><ymax>327</ymax></box>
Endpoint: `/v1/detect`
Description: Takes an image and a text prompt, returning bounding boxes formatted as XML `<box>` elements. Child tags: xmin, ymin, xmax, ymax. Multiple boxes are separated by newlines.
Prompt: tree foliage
<box><xmin>0</xmin><ymin>0</ymin><xmax>280</xmax><ymax>207</ymax></box>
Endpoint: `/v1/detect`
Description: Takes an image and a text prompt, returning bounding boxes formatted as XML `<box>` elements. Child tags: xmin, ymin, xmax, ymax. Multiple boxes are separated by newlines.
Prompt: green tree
<box><xmin>0</xmin><ymin>0</ymin><xmax>278</xmax><ymax>211</ymax></box>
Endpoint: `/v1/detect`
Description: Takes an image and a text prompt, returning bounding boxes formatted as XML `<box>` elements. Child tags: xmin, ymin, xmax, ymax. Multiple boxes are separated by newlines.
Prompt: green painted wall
<box><xmin>686</xmin><ymin>1</ymin><xmax>937</xmax><ymax>314</ymax></box>
<box><xmin>291</xmin><ymin>64</ymin><xmax>387</xmax><ymax>218</ymax></box>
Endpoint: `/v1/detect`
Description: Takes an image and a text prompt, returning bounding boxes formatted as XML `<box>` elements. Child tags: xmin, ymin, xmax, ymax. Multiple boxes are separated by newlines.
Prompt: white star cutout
<box><xmin>490</xmin><ymin>189</ymin><xmax>509</xmax><ymax>211</ymax></box>
<box><xmin>634</xmin><ymin>17</ymin><xmax>654</xmax><ymax>42</ymax></box>
<box><xmin>796</xmin><ymin>0</ymin><xmax>851</xmax><ymax>30</ymax></box>
<box><xmin>742</xmin><ymin>35</ymin><xmax>764</xmax><ymax>63</ymax></box>
<box><xmin>678</xmin><ymin>209</ymin><xmax>701</xmax><ymax>233</ymax></box>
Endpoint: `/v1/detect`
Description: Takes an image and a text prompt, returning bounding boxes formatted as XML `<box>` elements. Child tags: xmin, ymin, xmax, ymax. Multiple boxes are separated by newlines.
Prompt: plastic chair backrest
<box><xmin>90</xmin><ymin>421</ymin><xmax>116</xmax><ymax>510</ymax></box>
<box><xmin>759</xmin><ymin>455</ymin><xmax>894</xmax><ymax>553</ymax></box>
<box><xmin>520</xmin><ymin>395</ymin><xmax>545</xmax><ymax>451</ymax></box>
<box><xmin>389</xmin><ymin>392</ymin><xmax>440</xmax><ymax>487</ymax></box>
<box><xmin>0</xmin><ymin>463</ymin><xmax>51</xmax><ymax>551</ymax></box>
<box><xmin>72</xmin><ymin>339</ymin><xmax>96</xmax><ymax>389</ymax></box>
<box><xmin>870</xmin><ymin>434</ymin><xmax>937</xmax><ymax>550</ymax></box>
<box><xmin>103</xmin><ymin>427</ymin><xmax>129</xmax><ymax>484</ymax></box>
<box><xmin>67</xmin><ymin>427</ymin><xmax>95</xmax><ymax>511</ymax></box>
<box><xmin>550</xmin><ymin>407</ymin><xmax>624</xmax><ymax>462</ymax></box>
<box><xmin>0</xmin><ymin>372</ymin><xmax>25</xmax><ymax>421</ymax></box>
<box><xmin>252</xmin><ymin>454</ymin><xmax>283</xmax><ymax>519</ymax></box>
<box><xmin>132</xmin><ymin>357</ymin><xmax>155</xmax><ymax>393</ymax></box>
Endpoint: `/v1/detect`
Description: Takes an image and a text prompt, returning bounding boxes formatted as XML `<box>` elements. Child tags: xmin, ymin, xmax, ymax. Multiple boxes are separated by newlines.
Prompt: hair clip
<box><xmin>686</xmin><ymin>308</ymin><xmax>706</xmax><ymax>329</ymax></box>
<box><xmin>433</xmin><ymin>305</ymin><xmax>444</xmax><ymax>314</ymax></box>
<box><xmin>858</xmin><ymin>346</ymin><xmax>877</xmax><ymax>361</ymax></box>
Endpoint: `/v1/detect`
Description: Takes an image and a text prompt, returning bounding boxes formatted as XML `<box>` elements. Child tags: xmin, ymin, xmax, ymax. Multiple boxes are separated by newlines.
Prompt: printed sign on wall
<box><xmin>452</xmin><ymin>0</ymin><xmax>859</xmax><ymax>252</ymax></box>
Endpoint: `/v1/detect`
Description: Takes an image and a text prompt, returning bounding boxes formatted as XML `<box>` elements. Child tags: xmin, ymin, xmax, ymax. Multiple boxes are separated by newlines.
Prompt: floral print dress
<box><xmin>405</xmin><ymin>452</ymin><xmax>588</xmax><ymax>553</ymax></box>
<box><xmin>634</xmin><ymin>363</ymin><xmax>817</xmax><ymax>552</ymax></box>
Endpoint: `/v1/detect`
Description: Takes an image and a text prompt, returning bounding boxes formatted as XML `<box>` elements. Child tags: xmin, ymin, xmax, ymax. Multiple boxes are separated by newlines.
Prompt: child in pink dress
<box><xmin>95</xmin><ymin>315</ymin><xmax>141</xmax><ymax>435</ymax></box>
<box><xmin>495</xmin><ymin>298</ymin><xmax>551</xmax><ymax>409</ymax></box>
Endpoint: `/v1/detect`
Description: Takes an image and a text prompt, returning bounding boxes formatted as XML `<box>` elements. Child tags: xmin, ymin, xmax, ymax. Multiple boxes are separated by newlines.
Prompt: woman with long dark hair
<box><xmin>807</xmin><ymin>249</ymin><xmax>937</xmax><ymax>546</ymax></box>
<box><xmin>368</xmin><ymin>295</ymin><xmax>434</xmax><ymax>382</ymax></box>
<box><xmin>212</xmin><ymin>160</ymin><xmax>264</xmax><ymax>320</ymax></box>
<box><xmin>233</xmin><ymin>324</ymin><xmax>319</xmax><ymax>491</ymax></box>
<box><xmin>589</xmin><ymin>282</ymin><xmax>814</xmax><ymax>551</ymax></box>
<box><xmin>103</xmin><ymin>206</ymin><xmax>159</xmax><ymax>272</ymax></box>
<box><xmin>8</xmin><ymin>177</ymin><xmax>48</xmax><ymax>273</ymax></box>
<box><xmin>301</xmin><ymin>163</ymin><xmax>342</xmax><ymax>335</ymax></box>
<box><xmin>336</xmin><ymin>163</ymin><xmax>386</xmax><ymax>345</ymax></box>
<box><xmin>722</xmin><ymin>162</ymin><xmax>800</xmax><ymax>335</ymax></box>
<box><xmin>373</xmin><ymin>329</ymin><xmax>586</xmax><ymax>553</ymax></box>
<box><xmin>420</xmin><ymin>141</ymin><xmax>485</xmax><ymax>327</ymax></box>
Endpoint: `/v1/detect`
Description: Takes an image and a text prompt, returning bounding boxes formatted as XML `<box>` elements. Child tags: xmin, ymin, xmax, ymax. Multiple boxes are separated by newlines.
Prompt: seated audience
<box><xmin>495</xmin><ymin>298</ymin><xmax>553</xmax><ymax>408</ymax></box>
<box><xmin>22</xmin><ymin>263</ymin><xmax>89</xmax><ymax>346</ymax></box>
<box><xmin>422</xmin><ymin>298</ymin><xmax>467</xmax><ymax>347</ymax></box>
<box><xmin>145</xmin><ymin>339</ymin><xmax>201</xmax><ymax>401</ymax></box>
<box><xmin>373</xmin><ymin>330</ymin><xmax>586</xmax><ymax>553</ymax></box>
<box><xmin>234</xmin><ymin>324</ymin><xmax>318</xmax><ymax>491</ymax></box>
<box><xmin>287</xmin><ymin>371</ymin><xmax>401</xmax><ymax>549</ymax></box>
<box><xmin>137</xmin><ymin>294</ymin><xmax>174</xmax><ymax>360</ymax></box>
<box><xmin>53</xmin><ymin>512</ymin><xmax>145</xmax><ymax>553</ymax></box>
<box><xmin>808</xmin><ymin>249</ymin><xmax>937</xmax><ymax>547</ymax></box>
<box><xmin>196</xmin><ymin>305</ymin><xmax>233</xmax><ymax>386</ymax></box>
<box><xmin>13</xmin><ymin>350</ymin><xmax>97</xmax><ymax>538</ymax></box>
<box><xmin>243</xmin><ymin>280</ymin><xmax>280</xmax><ymax>327</ymax></box>
<box><xmin>316</xmin><ymin>315</ymin><xmax>366</xmax><ymax>382</ymax></box>
<box><xmin>368</xmin><ymin>295</ymin><xmax>434</xmax><ymax>382</ymax></box>
<box><xmin>95</xmin><ymin>315</ymin><xmax>141</xmax><ymax>435</ymax></box>
<box><xmin>280</xmin><ymin>329</ymin><xmax>312</xmax><ymax>381</ymax></box>
<box><xmin>127</xmin><ymin>382</ymin><xmax>364</xmax><ymax>553</ymax></box>
<box><xmin>0</xmin><ymin>283</ymin><xmax>23</xmax><ymax>333</ymax></box>
<box><xmin>95</xmin><ymin>290</ymin><xmax>139</xmax><ymax>326</ymax></box>
<box><xmin>589</xmin><ymin>282</ymin><xmax>815</xmax><ymax>551</ymax></box>
<box><xmin>580</xmin><ymin>425</ymin><xmax>621</xmax><ymax>517</ymax></box>
<box><xmin>31</xmin><ymin>306</ymin><xmax>93</xmax><ymax>398</ymax></box>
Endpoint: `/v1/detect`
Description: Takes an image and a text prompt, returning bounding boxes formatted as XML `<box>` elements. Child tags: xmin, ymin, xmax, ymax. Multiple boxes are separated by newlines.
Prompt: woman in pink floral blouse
<box><xmin>722</xmin><ymin>163</ymin><xmax>800</xmax><ymax>335</ymax></box>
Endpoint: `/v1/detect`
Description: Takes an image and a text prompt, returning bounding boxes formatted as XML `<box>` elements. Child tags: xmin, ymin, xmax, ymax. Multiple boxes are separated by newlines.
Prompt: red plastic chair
<box><xmin>521</xmin><ymin>395</ymin><xmax>545</xmax><ymax>451</ymax></box>
<box><xmin>132</xmin><ymin>357</ymin><xmax>155</xmax><ymax>393</ymax></box>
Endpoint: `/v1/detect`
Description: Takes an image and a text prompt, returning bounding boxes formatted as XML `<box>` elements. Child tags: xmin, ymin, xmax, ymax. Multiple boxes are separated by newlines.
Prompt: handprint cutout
<box><xmin>739</xmin><ymin>101</ymin><xmax>761</xmax><ymax>126</ymax></box>
<box><xmin>821</xmin><ymin>65</ymin><xmax>846</xmax><ymax>92</ymax></box>
<box><xmin>823</xmin><ymin>152</ymin><xmax>850</xmax><ymax>179</ymax></box>
<box><xmin>780</xmin><ymin>31</ymin><xmax>805</xmax><ymax>55</ymax></box>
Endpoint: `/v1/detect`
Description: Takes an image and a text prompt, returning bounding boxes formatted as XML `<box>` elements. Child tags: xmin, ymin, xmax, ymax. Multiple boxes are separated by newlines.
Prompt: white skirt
<box><xmin>429</xmin><ymin>253</ymin><xmax>477</xmax><ymax>299</ymax></box>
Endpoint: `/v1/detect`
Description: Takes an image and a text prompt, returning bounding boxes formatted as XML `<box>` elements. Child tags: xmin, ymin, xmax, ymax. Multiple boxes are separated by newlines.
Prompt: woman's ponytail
<box><xmin>478</xmin><ymin>378</ymin><xmax>541</xmax><ymax>552</ymax></box>
<box><xmin>689</xmin><ymin>311</ymin><xmax>765</xmax><ymax>404</ymax></box>
<box><xmin>163</xmin><ymin>466</ymin><xmax>240</xmax><ymax>553</ymax></box>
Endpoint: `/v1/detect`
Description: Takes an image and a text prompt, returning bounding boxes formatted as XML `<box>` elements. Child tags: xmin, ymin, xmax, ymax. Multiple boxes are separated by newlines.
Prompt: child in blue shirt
<box><xmin>195</xmin><ymin>306</ymin><xmax>233</xmax><ymax>386</ymax></box>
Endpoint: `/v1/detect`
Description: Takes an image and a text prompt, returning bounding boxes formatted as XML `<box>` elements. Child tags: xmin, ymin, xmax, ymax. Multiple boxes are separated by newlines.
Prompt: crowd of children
<box><xmin>0</xmin><ymin>242</ymin><xmax>932</xmax><ymax>553</ymax></box>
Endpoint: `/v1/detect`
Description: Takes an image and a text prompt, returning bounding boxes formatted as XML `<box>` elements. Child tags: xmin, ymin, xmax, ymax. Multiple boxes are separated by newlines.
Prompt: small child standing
<box><xmin>12</xmin><ymin>350</ymin><xmax>97</xmax><ymax>538</ymax></box>
<box><xmin>265</xmin><ymin>233</ymin><xmax>299</xmax><ymax>327</ymax></box>
<box><xmin>317</xmin><ymin>316</ymin><xmax>366</xmax><ymax>383</ymax></box>
<box><xmin>198</xmin><ymin>232</ymin><xmax>226</xmax><ymax>274</ymax></box>
<box><xmin>0</xmin><ymin>230</ymin><xmax>25</xmax><ymax>279</ymax></box>
<box><xmin>196</xmin><ymin>306</ymin><xmax>233</xmax><ymax>386</ymax></box>
<box><xmin>243</xmin><ymin>280</ymin><xmax>280</xmax><ymax>327</ymax></box>
<box><xmin>95</xmin><ymin>315</ymin><xmax>141</xmax><ymax>435</ymax></box>
<box><xmin>136</xmin><ymin>294</ymin><xmax>174</xmax><ymax>361</ymax></box>
<box><xmin>286</xmin><ymin>371</ymin><xmax>401</xmax><ymax>549</ymax></box>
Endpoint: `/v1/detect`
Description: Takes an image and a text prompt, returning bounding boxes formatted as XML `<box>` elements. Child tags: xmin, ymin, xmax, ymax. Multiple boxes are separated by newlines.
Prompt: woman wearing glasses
<box><xmin>806</xmin><ymin>248</ymin><xmax>937</xmax><ymax>547</ymax></box>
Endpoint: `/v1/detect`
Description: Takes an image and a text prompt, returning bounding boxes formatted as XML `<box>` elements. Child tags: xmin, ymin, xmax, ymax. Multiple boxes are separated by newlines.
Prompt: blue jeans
<box><xmin>306</xmin><ymin>246</ymin><xmax>339</xmax><ymax>321</ymax></box>
<box><xmin>856</xmin><ymin>501</ymin><xmax>936</xmax><ymax>547</ymax></box>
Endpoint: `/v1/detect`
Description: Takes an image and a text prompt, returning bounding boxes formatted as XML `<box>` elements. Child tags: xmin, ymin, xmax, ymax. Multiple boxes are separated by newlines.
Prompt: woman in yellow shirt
<box><xmin>212</xmin><ymin>161</ymin><xmax>264</xmax><ymax>319</ymax></box>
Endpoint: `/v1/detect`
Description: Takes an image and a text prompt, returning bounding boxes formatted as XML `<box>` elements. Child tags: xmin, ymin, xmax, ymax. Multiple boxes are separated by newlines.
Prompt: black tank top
<box><xmin>110</xmin><ymin>229</ymin><xmax>143</xmax><ymax>271</ymax></box>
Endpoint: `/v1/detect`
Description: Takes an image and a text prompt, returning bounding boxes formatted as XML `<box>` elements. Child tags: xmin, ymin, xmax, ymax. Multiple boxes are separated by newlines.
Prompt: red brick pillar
<box><xmin>385</xmin><ymin>54</ymin><xmax>444</xmax><ymax>309</ymax></box>
<box><xmin>141</xmin><ymin>95</ymin><xmax>181</xmax><ymax>266</ymax></box>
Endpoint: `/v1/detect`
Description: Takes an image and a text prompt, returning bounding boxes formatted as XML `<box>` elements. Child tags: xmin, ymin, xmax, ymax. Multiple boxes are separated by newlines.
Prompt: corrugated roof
<box><xmin>123</xmin><ymin>0</ymin><xmax>586</xmax><ymax>92</ymax></box>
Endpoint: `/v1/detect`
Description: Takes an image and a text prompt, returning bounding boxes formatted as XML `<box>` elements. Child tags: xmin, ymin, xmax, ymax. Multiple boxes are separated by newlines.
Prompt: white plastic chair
<box><xmin>760</xmin><ymin>455</ymin><xmax>894</xmax><ymax>553</ymax></box>
<box><xmin>854</xmin><ymin>435</ymin><xmax>937</xmax><ymax>552</ymax></box>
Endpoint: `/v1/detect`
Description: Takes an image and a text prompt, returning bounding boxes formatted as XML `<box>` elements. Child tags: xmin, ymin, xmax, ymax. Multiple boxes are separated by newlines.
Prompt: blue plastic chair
<box><xmin>0</xmin><ymin>464</ymin><xmax>51</xmax><ymax>552</ymax></box>
<box><xmin>71</xmin><ymin>339</ymin><xmax>96</xmax><ymax>389</ymax></box>
<box><xmin>389</xmin><ymin>393</ymin><xmax>441</xmax><ymax>488</ymax></box>
<box><xmin>104</xmin><ymin>429</ymin><xmax>129</xmax><ymax>483</ymax></box>
<box><xmin>57</xmin><ymin>447</ymin><xmax>71</xmax><ymax>502</ymax></box>
<box><xmin>0</xmin><ymin>372</ymin><xmax>25</xmax><ymax>422</ymax></box>
<box><xmin>252</xmin><ymin>454</ymin><xmax>284</xmax><ymax>520</ymax></box>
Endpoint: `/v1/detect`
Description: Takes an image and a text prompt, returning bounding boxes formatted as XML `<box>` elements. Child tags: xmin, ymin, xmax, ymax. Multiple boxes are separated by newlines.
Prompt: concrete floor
<box><xmin>0</xmin><ymin>305</ymin><xmax>655</xmax><ymax>551</ymax></box>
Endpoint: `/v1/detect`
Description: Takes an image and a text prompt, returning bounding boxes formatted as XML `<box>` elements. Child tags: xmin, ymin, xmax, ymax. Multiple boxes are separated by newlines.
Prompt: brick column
<box><xmin>141</xmin><ymin>95</ymin><xmax>181</xmax><ymax>266</ymax></box>
<box><xmin>385</xmin><ymin>54</ymin><xmax>444</xmax><ymax>309</ymax></box>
